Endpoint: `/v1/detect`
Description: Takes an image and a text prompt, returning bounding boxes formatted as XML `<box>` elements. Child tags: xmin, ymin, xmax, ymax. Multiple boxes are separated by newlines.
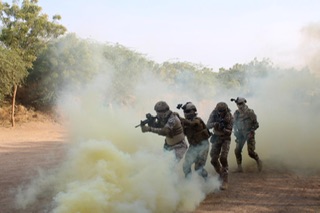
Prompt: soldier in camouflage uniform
<box><xmin>179</xmin><ymin>102</ymin><xmax>210</xmax><ymax>179</ymax></box>
<box><xmin>141</xmin><ymin>101</ymin><xmax>188</xmax><ymax>162</ymax></box>
<box><xmin>207</xmin><ymin>102</ymin><xmax>233</xmax><ymax>190</ymax></box>
<box><xmin>231</xmin><ymin>97</ymin><xmax>262</xmax><ymax>172</ymax></box>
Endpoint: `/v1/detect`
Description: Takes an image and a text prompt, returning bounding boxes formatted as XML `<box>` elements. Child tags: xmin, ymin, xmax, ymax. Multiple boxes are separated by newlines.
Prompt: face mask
<box><xmin>184</xmin><ymin>110</ymin><xmax>195</xmax><ymax>119</ymax></box>
<box><xmin>237</xmin><ymin>103</ymin><xmax>245</xmax><ymax>110</ymax></box>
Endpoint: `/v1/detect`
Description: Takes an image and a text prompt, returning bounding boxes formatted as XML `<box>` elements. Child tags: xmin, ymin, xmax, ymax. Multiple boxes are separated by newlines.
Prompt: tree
<box><xmin>0</xmin><ymin>0</ymin><xmax>66</xmax><ymax>126</ymax></box>
<box><xmin>26</xmin><ymin>33</ymin><xmax>101</xmax><ymax>109</ymax></box>
<box><xmin>0</xmin><ymin>46</ymin><xmax>26</xmax><ymax>103</ymax></box>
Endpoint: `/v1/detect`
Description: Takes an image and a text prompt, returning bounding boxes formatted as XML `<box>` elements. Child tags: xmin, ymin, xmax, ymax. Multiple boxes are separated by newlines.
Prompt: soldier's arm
<box><xmin>206</xmin><ymin>111</ymin><xmax>215</xmax><ymax>129</ymax></box>
<box><xmin>223</xmin><ymin>114</ymin><xmax>234</xmax><ymax>136</ymax></box>
<box><xmin>150</xmin><ymin>116</ymin><xmax>176</xmax><ymax>136</ymax></box>
<box><xmin>232</xmin><ymin>111</ymin><xmax>239</xmax><ymax>130</ymax></box>
<box><xmin>149</xmin><ymin>126</ymin><xmax>171</xmax><ymax>136</ymax></box>
<box><xmin>250</xmin><ymin>110</ymin><xmax>259</xmax><ymax>131</ymax></box>
<box><xmin>182</xmin><ymin>117</ymin><xmax>201</xmax><ymax>127</ymax></box>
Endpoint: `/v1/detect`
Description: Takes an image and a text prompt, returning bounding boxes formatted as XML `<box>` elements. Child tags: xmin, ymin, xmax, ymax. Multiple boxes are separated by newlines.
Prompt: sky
<box><xmin>37</xmin><ymin>0</ymin><xmax>320</xmax><ymax>70</ymax></box>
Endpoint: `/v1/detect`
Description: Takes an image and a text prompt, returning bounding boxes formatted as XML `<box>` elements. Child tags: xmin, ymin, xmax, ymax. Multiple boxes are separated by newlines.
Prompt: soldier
<box><xmin>207</xmin><ymin>102</ymin><xmax>233</xmax><ymax>190</ymax></box>
<box><xmin>141</xmin><ymin>101</ymin><xmax>188</xmax><ymax>162</ymax></box>
<box><xmin>231</xmin><ymin>97</ymin><xmax>262</xmax><ymax>173</ymax></box>
<box><xmin>179</xmin><ymin>102</ymin><xmax>210</xmax><ymax>179</ymax></box>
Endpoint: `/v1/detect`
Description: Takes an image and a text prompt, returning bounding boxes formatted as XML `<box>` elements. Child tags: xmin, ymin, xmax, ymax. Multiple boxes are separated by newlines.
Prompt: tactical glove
<box><xmin>141</xmin><ymin>125</ymin><xmax>151</xmax><ymax>133</ymax></box>
<box><xmin>213</xmin><ymin>122</ymin><xmax>220</xmax><ymax>129</ymax></box>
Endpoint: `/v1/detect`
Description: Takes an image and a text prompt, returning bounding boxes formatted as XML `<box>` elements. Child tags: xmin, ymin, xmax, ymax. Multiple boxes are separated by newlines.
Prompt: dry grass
<box><xmin>0</xmin><ymin>104</ymin><xmax>55</xmax><ymax>127</ymax></box>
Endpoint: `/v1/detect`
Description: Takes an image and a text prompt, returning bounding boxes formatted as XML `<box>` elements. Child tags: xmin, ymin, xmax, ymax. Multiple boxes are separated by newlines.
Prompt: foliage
<box><xmin>1</xmin><ymin>10</ymin><xmax>317</xmax><ymax>112</ymax></box>
<box><xmin>156</xmin><ymin>61</ymin><xmax>217</xmax><ymax>99</ymax></box>
<box><xmin>102</xmin><ymin>43</ymin><xmax>157</xmax><ymax>104</ymax></box>
<box><xmin>25</xmin><ymin>33</ymin><xmax>101</xmax><ymax>107</ymax></box>
<box><xmin>0</xmin><ymin>46</ymin><xmax>26</xmax><ymax>101</ymax></box>
<box><xmin>25</xmin><ymin>36</ymin><xmax>157</xmax><ymax>108</ymax></box>
<box><xmin>0</xmin><ymin>0</ymin><xmax>66</xmax><ymax>69</ymax></box>
<box><xmin>0</xmin><ymin>0</ymin><xmax>66</xmax><ymax>125</ymax></box>
<box><xmin>21</xmin><ymin>33</ymin><xmax>311</xmax><ymax>110</ymax></box>
<box><xmin>215</xmin><ymin>58</ymin><xmax>276</xmax><ymax>96</ymax></box>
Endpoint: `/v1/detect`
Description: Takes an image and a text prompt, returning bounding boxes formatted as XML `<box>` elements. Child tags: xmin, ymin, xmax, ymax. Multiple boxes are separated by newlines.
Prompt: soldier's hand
<box><xmin>141</xmin><ymin>125</ymin><xmax>151</xmax><ymax>133</ymax></box>
<box><xmin>146</xmin><ymin>113</ymin><xmax>152</xmax><ymax>119</ymax></box>
<box><xmin>213</xmin><ymin>122</ymin><xmax>220</xmax><ymax>129</ymax></box>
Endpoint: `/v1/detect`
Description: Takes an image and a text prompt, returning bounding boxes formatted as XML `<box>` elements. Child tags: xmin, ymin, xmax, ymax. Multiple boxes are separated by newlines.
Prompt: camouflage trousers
<box><xmin>163</xmin><ymin>140</ymin><xmax>188</xmax><ymax>162</ymax></box>
<box><xmin>210</xmin><ymin>138</ymin><xmax>231</xmax><ymax>178</ymax></box>
<box><xmin>183</xmin><ymin>139</ymin><xmax>209</xmax><ymax>178</ymax></box>
<box><xmin>234</xmin><ymin>136</ymin><xmax>260</xmax><ymax>165</ymax></box>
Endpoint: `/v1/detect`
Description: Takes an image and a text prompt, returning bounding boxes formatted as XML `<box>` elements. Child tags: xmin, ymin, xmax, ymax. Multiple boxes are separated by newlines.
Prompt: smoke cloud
<box><xmin>300</xmin><ymin>22</ymin><xmax>320</xmax><ymax>77</ymax></box>
<box><xmin>14</xmin><ymin>26</ymin><xmax>320</xmax><ymax>212</ymax></box>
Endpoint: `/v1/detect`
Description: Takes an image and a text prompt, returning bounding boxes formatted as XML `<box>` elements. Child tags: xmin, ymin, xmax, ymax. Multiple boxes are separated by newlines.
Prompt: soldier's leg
<box><xmin>234</xmin><ymin>139</ymin><xmax>245</xmax><ymax>172</ymax></box>
<box><xmin>210</xmin><ymin>141</ymin><xmax>222</xmax><ymax>175</ymax></box>
<box><xmin>183</xmin><ymin>146</ymin><xmax>196</xmax><ymax>178</ymax></box>
<box><xmin>194</xmin><ymin>140</ymin><xmax>209</xmax><ymax>178</ymax></box>
<box><xmin>247</xmin><ymin>138</ymin><xmax>262</xmax><ymax>172</ymax></box>
<box><xmin>219</xmin><ymin>139</ymin><xmax>231</xmax><ymax>190</ymax></box>
<box><xmin>173</xmin><ymin>141</ymin><xmax>188</xmax><ymax>162</ymax></box>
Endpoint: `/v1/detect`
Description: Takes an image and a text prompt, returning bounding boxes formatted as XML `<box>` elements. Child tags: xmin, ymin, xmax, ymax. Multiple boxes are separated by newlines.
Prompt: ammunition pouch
<box><xmin>194</xmin><ymin>128</ymin><xmax>210</xmax><ymax>141</ymax></box>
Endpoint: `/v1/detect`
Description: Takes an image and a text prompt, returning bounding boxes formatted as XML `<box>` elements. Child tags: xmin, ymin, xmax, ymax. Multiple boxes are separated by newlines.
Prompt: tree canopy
<box><xmin>0</xmin><ymin>0</ymin><xmax>66</xmax><ymax>125</ymax></box>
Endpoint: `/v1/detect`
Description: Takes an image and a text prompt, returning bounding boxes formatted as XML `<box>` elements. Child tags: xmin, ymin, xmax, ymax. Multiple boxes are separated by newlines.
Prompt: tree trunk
<box><xmin>11</xmin><ymin>84</ymin><xmax>17</xmax><ymax>127</ymax></box>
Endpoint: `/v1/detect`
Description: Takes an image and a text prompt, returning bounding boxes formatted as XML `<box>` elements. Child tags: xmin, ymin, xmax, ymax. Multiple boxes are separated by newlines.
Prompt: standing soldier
<box><xmin>207</xmin><ymin>102</ymin><xmax>233</xmax><ymax>190</ymax></box>
<box><xmin>231</xmin><ymin>97</ymin><xmax>262</xmax><ymax>172</ymax></box>
<box><xmin>179</xmin><ymin>102</ymin><xmax>210</xmax><ymax>179</ymax></box>
<box><xmin>141</xmin><ymin>101</ymin><xmax>188</xmax><ymax>162</ymax></box>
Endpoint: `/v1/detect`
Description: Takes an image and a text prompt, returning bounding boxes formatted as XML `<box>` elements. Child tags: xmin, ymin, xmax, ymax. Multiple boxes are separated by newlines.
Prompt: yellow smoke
<box><xmin>14</xmin><ymin>23</ymin><xmax>320</xmax><ymax>211</ymax></box>
<box><xmin>15</xmin><ymin>80</ymin><xmax>220</xmax><ymax>213</ymax></box>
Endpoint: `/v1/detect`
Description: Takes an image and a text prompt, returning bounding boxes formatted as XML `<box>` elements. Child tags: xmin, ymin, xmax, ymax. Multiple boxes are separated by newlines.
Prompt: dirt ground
<box><xmin>1</xmin><ymin>121</ymin><xmax>320</xmax><ymax>213</ymax></box>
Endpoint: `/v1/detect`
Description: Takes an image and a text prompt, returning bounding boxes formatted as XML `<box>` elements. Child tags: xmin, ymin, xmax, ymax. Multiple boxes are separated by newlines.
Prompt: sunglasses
<box><xmin>237</xmin><ymin>103</ymin><xmax>244</xmax><ymax>105</ymax></box>
<box><xmin>184</xmin><ymin>109</ymin><xmax>192</xmax><ymax>113</ymax></box>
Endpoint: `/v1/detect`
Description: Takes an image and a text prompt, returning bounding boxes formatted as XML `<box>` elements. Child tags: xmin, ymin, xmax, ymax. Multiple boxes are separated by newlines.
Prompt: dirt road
<box><xmin>1</xmin><ymin>121</ymin><xmax>319</xmax><ymax>213</ymax></box>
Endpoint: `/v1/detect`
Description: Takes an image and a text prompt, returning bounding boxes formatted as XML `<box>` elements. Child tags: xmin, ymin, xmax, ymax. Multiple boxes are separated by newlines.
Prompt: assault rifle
<box><xmin>135</xmin><ymin>113</ymin><xmax>156</xmax><ymax>128</ymax></box>
<box><xmin>214</xmin><ymin>114</ymin><xmax>226</xmax><ymax>130</ymax></box>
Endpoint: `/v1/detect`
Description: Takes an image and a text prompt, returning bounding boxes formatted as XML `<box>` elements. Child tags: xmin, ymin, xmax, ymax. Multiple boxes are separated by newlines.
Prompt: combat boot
<box><xmin>233</xmin><ymin>164</ymin><xmax>243</xmax><ymax>173</ymax></box>
<box><xmin>257</xmin><ymin>159</ymin><xmax>262</xmax><ymax>172</ymax></box>
<box><xmin>220</xmin><ymin>175</ymin><xmax>228</xmax><ymax>190</ymax></box>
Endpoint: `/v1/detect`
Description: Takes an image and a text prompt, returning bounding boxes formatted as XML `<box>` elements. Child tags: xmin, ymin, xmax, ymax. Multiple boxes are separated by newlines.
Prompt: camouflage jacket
<box><xmin>207</xmin><ymin>109</ymin><xmax>233</xmax><ymax>137</ymax></box>
<box><xmin>149</xmin><ymin>112</ymin><xmax>185</xmax><ymax>145</ymax></box>
<box><xmin>233</xmin><ymin>105</ymin><xmax>259</xmax><ymax>133</ymax></box>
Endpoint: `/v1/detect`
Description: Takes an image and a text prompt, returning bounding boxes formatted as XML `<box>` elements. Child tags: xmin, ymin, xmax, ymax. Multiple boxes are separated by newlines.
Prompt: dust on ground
<box><xmin>0</xmin><ymin>120</ymin><xmax>319</xmax><ymax>213</ymax></box>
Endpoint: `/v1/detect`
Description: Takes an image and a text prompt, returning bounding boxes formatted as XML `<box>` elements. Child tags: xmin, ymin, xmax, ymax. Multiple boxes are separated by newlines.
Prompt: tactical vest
<box><xmin>165</xmin><ymin>113</ymin><xmax>185</xmax><ymax>145</ymax></box>
<box><xmin>234</xmin><ymin>108</ymin><xmax>258</xmax><ymax>132</ymax></box>
<box><xmin>184</xmin><ymin>117</ymin><xmax>210</xmax><ymax>145</ymax></box>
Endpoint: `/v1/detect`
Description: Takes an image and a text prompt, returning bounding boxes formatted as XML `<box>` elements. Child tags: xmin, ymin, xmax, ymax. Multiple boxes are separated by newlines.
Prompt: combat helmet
<box><xmin>183</xmin><ymin>102</ymin><xmax>197</xmax><ymax>112</ymax></box>
<box><xmin>154</xmin><ymin>101</ymin><xmax>170</xmax><ymax>112</ymax></box>
<box><xmin>183</xmin><ymin>102</ymin><xmax>197</xmax><ymax>119</ymax></box>
<box><xmin>231</xmin><ymin>97</ymin><xmax>247</xmax><ymax>104</ymax></box>
<box><xmin>154</xmin><ymin>101</ymin><xmax>171</xmax><ymax>121</ymax></box>
<box><xmin>216</xmin><ymin>102</ymin><xmax>228</xmax><ymax>112</ymax></box>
